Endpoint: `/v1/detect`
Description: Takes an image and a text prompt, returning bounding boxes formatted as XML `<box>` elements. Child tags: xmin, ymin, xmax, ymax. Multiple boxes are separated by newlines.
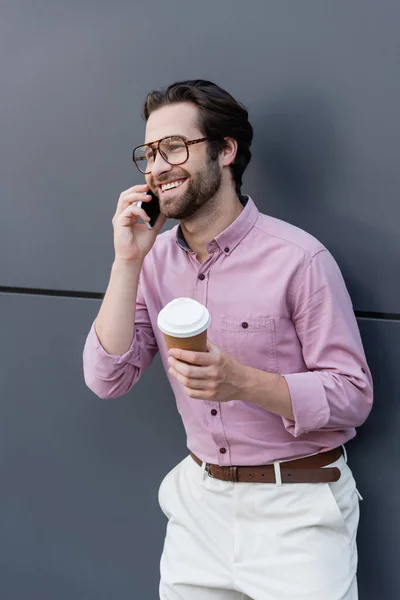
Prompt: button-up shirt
<box><xmin>83</xmin><ymin>196</ymin><xmax>373</xmax><ymax>465</ymax></box>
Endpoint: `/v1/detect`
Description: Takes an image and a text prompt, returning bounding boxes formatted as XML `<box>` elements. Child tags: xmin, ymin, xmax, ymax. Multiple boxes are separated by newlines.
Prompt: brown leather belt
<box><xmin>190</xmin><ymin>447</ymin><xmax>342</xmax><ymax>484</ymax></box>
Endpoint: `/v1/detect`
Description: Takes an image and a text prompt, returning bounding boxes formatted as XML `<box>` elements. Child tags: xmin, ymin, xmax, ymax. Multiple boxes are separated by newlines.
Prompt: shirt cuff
<box><xmin>281</xmin><ymin>372</ymin><xmax>330</xmax><ymax>437</ymax></box>
<box><xmin>90</xmin><ymin>322</ymin><xmax>142</xmax><ymax>368</ymax></box>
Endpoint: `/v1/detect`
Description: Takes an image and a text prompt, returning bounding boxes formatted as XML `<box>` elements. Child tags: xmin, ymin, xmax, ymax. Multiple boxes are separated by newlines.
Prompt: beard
<box><xmin>154</xmin><ymin>154</ymin><xmax>222</xmax><ymax>221</ymax></box>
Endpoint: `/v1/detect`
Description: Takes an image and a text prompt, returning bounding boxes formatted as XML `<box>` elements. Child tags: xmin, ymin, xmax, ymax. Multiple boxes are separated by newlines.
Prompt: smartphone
<box><xmin>136</xmin><ymin>190</ymin><xmax>161</xmax><ymax>229</ymax></box>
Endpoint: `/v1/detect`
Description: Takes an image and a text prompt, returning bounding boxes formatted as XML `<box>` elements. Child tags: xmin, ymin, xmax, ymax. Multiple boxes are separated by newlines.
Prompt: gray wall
<box><xmin>1</xmin><ymin>1</ymin><xmax>399</xmax><ymax>598</ymax></box>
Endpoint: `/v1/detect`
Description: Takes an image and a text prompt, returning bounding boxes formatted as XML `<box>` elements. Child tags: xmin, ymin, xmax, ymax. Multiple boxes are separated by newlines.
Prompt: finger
<box><xmin>183</xmin><ymin>387</ymin><xmax>211</xmax><ymax>400</ymax></box>
<box><xmin>120</xmin><ymin>183</ymin><xmax>149</xmax><ymax>196</ymax></box>
<box><xmin>151</xmin><ymin>212</ymin><xmax>167</xmax><ymax>234</ymax></box>
<box><xmin>169</xmin><ymin>358</ymin><xmax>213</xmax><ymax>380</ymax></box>
<box><xmin>169</xmin><ymin>368</ymin><xmax>211</xmax><ymax>390</ymax></box>
<box><xmin>168</xmin><ymin>348</ymin><xmax>215</xmax><ymax>365</ymax></box>
<box><xmin>121</xmin><ymin>189</ymin><xmax>156</xmax><ymax>204</ymax></box>
<box><xmin>206</xmin><ymin>339</ymin><xmax>219</xmax><ymax>353</ymax></box>
<box><xmin>117</xmin><ymin>203</ymin><xmax>151</xmax><ymax>225</ymax></box>
<box><xmin>115</xmin><ymin>195</ymin><xmax>150</xmax><ymax>218</ymax></box>
<box><xmin>116</xmin><ymin>184</ymin><xmax>150</xmax><ymax>210</ymax></box>
<box><xmin>115</xmin><ymin>192</ymin><xmax>151</xmax><ymax>216</ymax></box>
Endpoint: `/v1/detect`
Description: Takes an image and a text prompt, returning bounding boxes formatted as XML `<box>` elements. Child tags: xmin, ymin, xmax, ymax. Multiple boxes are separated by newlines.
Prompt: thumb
<box><xmin>206</xmin><ymin>339</ymin><xmax>220</xmax><ymax>354</ymax></box>
<box><xmin>153</xmin><ymin>213</ymin><xmax>167</xmax><ymax>234</ymax></box>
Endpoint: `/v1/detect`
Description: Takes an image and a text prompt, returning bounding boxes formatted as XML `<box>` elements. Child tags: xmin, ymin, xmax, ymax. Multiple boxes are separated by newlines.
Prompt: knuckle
<box><xmin>211</xmin><ymin>367</ymin><xmax>219</xmax><ymax>379</ymax></box>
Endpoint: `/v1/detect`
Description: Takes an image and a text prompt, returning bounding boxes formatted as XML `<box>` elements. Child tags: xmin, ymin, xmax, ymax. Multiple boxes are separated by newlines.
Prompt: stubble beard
<box><xmin>159</xmin><ymin>155</ymin><xmax>222</xmax><ymax>221</ymax></box>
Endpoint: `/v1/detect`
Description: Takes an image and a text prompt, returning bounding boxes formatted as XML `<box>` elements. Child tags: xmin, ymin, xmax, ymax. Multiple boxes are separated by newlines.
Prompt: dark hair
<box><xmin>143</xmin><ymin>79</ymin><xmax>253</xmax><ymax>195</ymax></box>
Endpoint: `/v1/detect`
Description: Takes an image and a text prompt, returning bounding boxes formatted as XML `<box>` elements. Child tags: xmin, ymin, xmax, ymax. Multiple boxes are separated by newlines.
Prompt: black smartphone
<box><xmin>136</xmin><ymin>190</ymin><xmax>161</xmax><ymax>229</ymax></box>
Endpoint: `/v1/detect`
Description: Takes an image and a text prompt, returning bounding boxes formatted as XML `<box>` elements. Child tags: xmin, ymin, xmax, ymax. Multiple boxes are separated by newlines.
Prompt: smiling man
<box><xmin>83</xmin><ymin>80</ymin><xmax>373</xmax><ymax>600</ymax></box>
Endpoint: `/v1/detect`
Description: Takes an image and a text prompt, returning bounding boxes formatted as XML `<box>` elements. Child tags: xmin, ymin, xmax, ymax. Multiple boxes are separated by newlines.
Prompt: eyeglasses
<box><xmin>132</xmin><ymin>135</ymin><xmax>208</xmax><ymax>174</ymax></box>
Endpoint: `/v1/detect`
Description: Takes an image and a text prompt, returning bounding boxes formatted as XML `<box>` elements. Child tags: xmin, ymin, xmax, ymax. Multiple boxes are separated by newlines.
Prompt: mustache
<box><xmin>152</xmin><ymin>171</ymin><xmax>190</xmax><ymax>186</ymax></box>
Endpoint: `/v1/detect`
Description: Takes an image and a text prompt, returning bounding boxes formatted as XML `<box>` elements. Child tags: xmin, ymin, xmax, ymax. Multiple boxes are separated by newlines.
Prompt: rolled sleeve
<box><xmin>281</xmin><ymin>249</ymin><xmax>373</xmax><ymax>437</ymax></box>
<box><xmin>82</xmin><ymin>278</ymin><xmax>158</xmax><ymax>399</ymax></box>
<box><xmin>282</xmin><ymin>371</ymin><xmax>329</xmax><ymax>436</ymax></box>
<box><xmin>86</xmin><ymin>320</ymin><xmax>141</xmax><ymax>366</ymax></box>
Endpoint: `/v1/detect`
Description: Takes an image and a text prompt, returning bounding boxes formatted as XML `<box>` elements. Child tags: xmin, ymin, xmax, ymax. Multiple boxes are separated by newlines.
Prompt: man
<box><xmin>83</xmin><ymin>80</ymin><xmax>373</xmax><ymax>599</ymax></box>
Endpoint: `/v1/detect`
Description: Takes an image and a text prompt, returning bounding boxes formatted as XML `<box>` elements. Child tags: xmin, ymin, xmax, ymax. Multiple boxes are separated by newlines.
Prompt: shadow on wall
<box><xmin>252</xmin><ymin>90</ymin><xmax>398</xmax><ymax>599</ymax></box>
<box><xmin>251</xmin><ymin>89</ymin><xmax>398</xmax><ymax>314</ymax></box>
<box><xmin>351</xmin><ymin>316</ymin><xmax>399</xmax><ymax>599</ymax></box>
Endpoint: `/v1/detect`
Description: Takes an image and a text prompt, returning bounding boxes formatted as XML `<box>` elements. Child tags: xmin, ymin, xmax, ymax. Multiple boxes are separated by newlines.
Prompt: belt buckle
<box><xmin>205</xmin><ymin>463</ymin><xmax>213</xmax><ymax>478</ymax></box>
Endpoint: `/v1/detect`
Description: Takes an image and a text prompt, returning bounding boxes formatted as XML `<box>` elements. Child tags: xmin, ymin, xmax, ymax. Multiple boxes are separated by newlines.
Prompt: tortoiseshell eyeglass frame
<box><xmin>132</xmin><ymin>136</ymin><xmax>208</xmax><ymax>173</ymax></box>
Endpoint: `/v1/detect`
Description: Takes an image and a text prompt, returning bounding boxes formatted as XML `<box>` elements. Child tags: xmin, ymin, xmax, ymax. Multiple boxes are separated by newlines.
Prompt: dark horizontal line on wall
<box><xmin>0</xmin><ymin>286</ymin><xmax>104</xmax><ymax>300</ymax></box>
<box><xmin>0</xmin><ymin>286</ymin><xmax>399</xmax><ymax>321</ymax></box>
<box><xmin>355</xmin><ymin>311</ymin><xmax>400</xmax><ymax>321</ymax></box>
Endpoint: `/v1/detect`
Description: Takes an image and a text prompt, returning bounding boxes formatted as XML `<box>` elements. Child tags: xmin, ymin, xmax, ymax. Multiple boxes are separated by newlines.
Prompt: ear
<box><xmin>220</xmin><ymin>137</ymin><xmax>238</xmax><ymax>167</ymax></box>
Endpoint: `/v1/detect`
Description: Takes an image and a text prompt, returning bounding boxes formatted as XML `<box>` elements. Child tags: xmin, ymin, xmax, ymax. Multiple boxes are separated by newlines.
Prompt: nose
<box><xmin>151</xmin><ymin>150</ymin><xmax>172</xmax><ymax>179</ymax></box>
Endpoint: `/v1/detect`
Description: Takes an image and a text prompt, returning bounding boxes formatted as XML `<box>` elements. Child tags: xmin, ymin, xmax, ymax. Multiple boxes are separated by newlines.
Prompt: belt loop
<box><xmin>342</xmin><ymin>445</ymin><xmax>348</xmax><ymax>464</ymax></box>
<box><xmin>201</xmin><ymin>461</ymin><xmax>207</xmax><ymax>480</ymax></box>
<box><xmin>274</xmin><ymin>461</ymin><xmax>282</xmax><ymax>486</ymax></box>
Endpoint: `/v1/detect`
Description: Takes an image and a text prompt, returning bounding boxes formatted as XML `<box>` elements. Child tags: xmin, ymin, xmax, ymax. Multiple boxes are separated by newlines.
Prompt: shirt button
<box><xmin>198</xmin><ymin>273</ymin><xmax>205</xmax><ymax>281</ymax></box>
<box><xmin>241</xmin><ymin>322</ymin><xmax>249</xmax><ymax>329</ymax></box>
<box><xmin>211</xmin><ymin>409</ymin><xmax>218</xmax><ymax>416</ymax></box>
<box><xmin>219</xmin><ymin>447</ymin><xmax>227</xmax><ymax>454</ymax></box>
<box><xmin>224</xmin><ymin>247</ymin><xmax>230</xmax><ymax>253</ymax></box>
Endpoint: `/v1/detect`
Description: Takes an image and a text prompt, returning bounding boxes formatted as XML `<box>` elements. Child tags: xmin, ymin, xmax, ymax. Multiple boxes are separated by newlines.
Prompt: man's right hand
<box><xmin>112</xmin><ymin>183</ymin><xmax>167</xmax><ymax>264</ymax></box>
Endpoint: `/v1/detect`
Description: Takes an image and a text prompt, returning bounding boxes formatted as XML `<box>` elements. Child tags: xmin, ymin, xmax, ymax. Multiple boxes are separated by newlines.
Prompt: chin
<box><xmin>160</xmin><ymin>198</ymin><xmax>191</xmax><ymax>220</ymax></box>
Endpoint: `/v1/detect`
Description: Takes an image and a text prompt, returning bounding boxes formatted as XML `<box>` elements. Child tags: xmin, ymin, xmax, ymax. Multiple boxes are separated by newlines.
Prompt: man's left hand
<box><xmin>168</xmin><ymin>340</ymin><xmax>245</xmax><ymax>402</ymax></box>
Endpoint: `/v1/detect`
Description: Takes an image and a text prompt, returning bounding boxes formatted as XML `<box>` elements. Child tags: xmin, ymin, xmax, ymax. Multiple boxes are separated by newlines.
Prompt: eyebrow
<box><xmin>144</xmin><ymin>134</ymin><xmax>189</xmax><ymax>146</ymax></box>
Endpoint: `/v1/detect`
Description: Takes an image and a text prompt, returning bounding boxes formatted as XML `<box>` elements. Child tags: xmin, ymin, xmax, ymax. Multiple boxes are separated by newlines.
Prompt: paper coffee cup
<box><xmin>157</xmin><ymin>298</ymin><xmax>211</xmax><ymax>352</ymax></box>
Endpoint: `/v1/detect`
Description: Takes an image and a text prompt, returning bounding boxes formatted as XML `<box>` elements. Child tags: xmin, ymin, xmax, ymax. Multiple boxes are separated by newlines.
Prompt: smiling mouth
<box><xmin>159</xmin><ymin>178</ymin><xmax>187</xmax><ymax>193</ymax></box>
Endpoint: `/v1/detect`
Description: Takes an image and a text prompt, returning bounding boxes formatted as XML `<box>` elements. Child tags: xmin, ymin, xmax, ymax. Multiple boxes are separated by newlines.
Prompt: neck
<box><xmin>180</xmin><ymin>187</ymin><xmax>244</xmax><ymax>262</ymax></box>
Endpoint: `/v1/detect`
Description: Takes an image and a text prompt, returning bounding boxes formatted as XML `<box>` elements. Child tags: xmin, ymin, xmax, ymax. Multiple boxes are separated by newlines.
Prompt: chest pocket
<box><xmin>220</xmin><ymin>316</ymin><xmax>278</xmax><ymax>373</ymax></box>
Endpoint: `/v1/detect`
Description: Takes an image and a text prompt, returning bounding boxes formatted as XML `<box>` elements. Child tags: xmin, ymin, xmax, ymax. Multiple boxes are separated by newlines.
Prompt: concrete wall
<box><xmin>1</xmin><ymin>2</ymin><xmax>399</xmax><ymax>598</ymax></box>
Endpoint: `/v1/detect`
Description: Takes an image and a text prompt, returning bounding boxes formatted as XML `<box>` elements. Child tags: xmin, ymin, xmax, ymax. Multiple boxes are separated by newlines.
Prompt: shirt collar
<box><xmin>176</xmin><ymin>195</ymin><xmax>259</xmax><ymax>255</ymax></box>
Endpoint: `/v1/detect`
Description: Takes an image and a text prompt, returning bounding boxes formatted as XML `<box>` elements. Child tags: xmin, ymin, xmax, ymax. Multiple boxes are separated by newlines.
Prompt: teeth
<box><xmin>161</xmin><ymin>180</ymin><xmax>185</xmax><ymax>192</ymax></box>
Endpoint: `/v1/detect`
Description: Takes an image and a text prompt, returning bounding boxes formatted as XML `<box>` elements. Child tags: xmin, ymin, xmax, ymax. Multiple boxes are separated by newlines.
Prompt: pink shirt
<box><xmin>83</xmin><ymin>196</ymin><xmax>373</xmax><ymax>466</ymax></box>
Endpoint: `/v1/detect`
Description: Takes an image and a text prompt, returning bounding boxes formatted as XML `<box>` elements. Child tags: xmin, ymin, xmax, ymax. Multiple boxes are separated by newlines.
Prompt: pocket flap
<box><xmin>221</xmin><ymin>316</ymin><xmax>276</xmax><ymax>332</ymax></box>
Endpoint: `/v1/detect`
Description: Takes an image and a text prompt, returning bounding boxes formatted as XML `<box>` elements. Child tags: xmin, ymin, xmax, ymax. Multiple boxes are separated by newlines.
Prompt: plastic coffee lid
<box><xmin>157</xmin><ymin>298</ymin><xmax>211</xmax><ymax>338</ymax></box>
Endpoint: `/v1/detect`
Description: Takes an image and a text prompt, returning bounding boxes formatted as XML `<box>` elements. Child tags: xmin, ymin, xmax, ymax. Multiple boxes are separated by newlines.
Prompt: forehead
<box><xmin>145</xmin><ymin>102</ymin><xmax>201</xmax><ymax>144</ymax></box>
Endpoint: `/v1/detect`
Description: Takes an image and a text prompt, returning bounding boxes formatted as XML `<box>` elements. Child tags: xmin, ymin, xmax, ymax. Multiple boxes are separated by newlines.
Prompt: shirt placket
<box><xmin>193</xmin><ymin>247</ymin><xmax>232</xmax><ymax>467</ymax></box>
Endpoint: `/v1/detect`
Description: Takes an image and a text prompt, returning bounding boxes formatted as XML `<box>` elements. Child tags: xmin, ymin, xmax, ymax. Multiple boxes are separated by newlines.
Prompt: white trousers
<box><xmin>158</xmin><ymin>452</ymin><xmax>361</xmax><ymax>600</ymax></box>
